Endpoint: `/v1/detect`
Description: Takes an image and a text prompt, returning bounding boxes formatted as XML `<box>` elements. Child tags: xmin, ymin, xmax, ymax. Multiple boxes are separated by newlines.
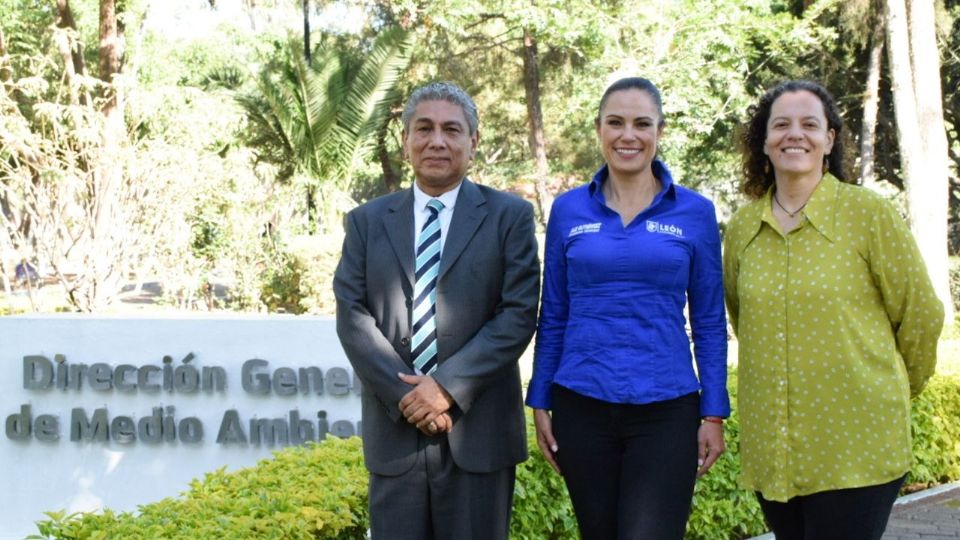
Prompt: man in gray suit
<box><xmin>333</xmin><ymin>81</ymin><xmax>540</xmax><ymax>540</ymax></box>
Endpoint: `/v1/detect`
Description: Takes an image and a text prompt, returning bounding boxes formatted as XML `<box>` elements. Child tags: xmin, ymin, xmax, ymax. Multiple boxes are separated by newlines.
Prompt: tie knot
<box><xmin>426</xmin><ymin>198</ymin><xmax>444</xmax><ymax>215</ymax></box>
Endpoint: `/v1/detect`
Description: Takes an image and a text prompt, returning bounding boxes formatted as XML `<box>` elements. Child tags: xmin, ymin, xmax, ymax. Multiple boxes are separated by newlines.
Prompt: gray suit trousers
<box><xmin>368</xmin><ymin>432</ymin><xmax>515</xmax><ymax>540</ymax></box>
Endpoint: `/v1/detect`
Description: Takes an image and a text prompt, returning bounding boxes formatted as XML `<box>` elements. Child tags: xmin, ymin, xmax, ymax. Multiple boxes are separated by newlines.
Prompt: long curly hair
<box><xmin>739</xmin><ymin>80</ymin><xmax>851</xmax><ymax>199</ymax></box>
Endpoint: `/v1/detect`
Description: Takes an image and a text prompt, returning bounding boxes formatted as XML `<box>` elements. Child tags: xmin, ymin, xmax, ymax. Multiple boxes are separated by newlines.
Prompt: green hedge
<box><xmin>907</xmin><ymin>375</ymin><xmax>960</xmax><ymax>486</ymax></box>
<box><xmin>686</xmin><ymin>372</ymin><xmax>766</xmax><ymax>539</ymax></box>
<box><xmin>30</xmin><ymin>437</ymin><xmax>370</xmax><ymax>540</ymax></box>
<box><xmin>33</xmin><ymin>372</ymin><xmax>960</xmax><ymax>540</ymax></box>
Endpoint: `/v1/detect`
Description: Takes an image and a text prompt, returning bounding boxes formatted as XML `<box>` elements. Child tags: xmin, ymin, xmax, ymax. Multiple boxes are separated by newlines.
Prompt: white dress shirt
<box><xmin>412</xmin><ymin>180</ymin><xmax>462</xmax><ymax>257</ymax></box>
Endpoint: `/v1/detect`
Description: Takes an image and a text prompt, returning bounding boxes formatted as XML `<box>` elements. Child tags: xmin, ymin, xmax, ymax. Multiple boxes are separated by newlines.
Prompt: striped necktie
<box><xmin>412</xmin><ymin>198</ymin><xmax>444</xmax><ymax>374</ymax></box>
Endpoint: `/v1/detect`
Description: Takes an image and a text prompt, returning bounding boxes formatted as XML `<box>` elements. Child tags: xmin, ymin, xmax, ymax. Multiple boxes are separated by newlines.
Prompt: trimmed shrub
<box><xmin>30</xmin><ymin>437</ymin><xmax>369</xmax><ymax>540</ymax></box>
<box><xmin>510</xmin><ymin>416</ymin><xmax>578</xmax><ymax>539</ymax></box>
<box><xmin>32</xmin><ymin>372</ymin><xmax>960</xmax><ymax>540</ymax></box>
<box><xmin>259</xmin><ymin>235</ymin><xmax>342</xmax><ymax>315</ymax></box>
<box><xmin>907</xmin><ymin>375</ymin><xmax>960</xmax><ymax>487</ymax></box>
<box><xmin>949</xmin><ymin>257</ymin><xmax>960</xmax><ymax>313</ymax></box>
<box><xmin>686</xmin><ymin>371</ymin><xmax>766</xmax><ymax>539</ymax></box>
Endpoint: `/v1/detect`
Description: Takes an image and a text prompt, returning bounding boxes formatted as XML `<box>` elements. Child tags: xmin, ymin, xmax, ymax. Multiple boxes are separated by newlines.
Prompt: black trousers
<box><xmin>368</xmin><ymin>433</ymin><xmax>515</xmax><ymax>540</ymax></box>
<box><xmin>551</xmin><ymin>385</ymin><xmax>700</xmax><ymax>540</ymax></box>
<box><xmin>757</xmin><ymin>474</ymin><xmax>906</xmax><ymax>540</ymax></box>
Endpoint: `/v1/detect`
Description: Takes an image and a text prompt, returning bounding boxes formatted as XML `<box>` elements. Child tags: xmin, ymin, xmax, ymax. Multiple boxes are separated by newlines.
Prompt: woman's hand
<box><xmin>533</xmin><ymin>408</ymin><xmax>561</xmax><ymax>474</ymax></box>
<box><xmin>697</xmin><ymin>420</ymin><xmax>725</xmax><ymax>477</ymax></box>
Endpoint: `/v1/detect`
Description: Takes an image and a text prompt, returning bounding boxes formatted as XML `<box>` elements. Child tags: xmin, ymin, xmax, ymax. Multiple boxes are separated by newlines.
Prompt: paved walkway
<box><xmin>883</xmin><ymin>482</ymin><xmax>960</xmax><ymax>539</ymax></box>
<box><xmin>747</xmin><ymin>482</ymin><xmax>960</xmax><ymax>539</ymax></box>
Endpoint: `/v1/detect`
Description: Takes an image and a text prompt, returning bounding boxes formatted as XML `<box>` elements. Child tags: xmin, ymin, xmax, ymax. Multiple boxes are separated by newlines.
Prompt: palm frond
<box><xmin>238</xmin><ymin>28</ymin><xmax>412</xmax><ymax>191</ymax></box>
<box><xmin>320</xmin><ymin>28</ymin><xmax>413</xmax><ymax>187</ymax></box>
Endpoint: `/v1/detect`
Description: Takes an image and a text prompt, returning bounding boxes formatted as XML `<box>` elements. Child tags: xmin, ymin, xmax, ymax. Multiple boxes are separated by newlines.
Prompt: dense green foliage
<box><xmin>32</xmin><ymin>371</ymin><xmax>960</xmax><ymax>540</ymax></box>
<box><xmin>30</xmin><ymin>437</ymin><xmax>370</xmax><ymax>540</ymax></box>
<box><xmin>3</xmin><ymin>2</ymin><xmax>958</xmax><ymax>536</ymax></box>
<box><xmin>686</xmin><ymin>372</ymin><xmax>767</xmax><ymax>539</ymax></box>
<box><xmin>908</xmin><ymin>375</ymin><xmax>960</xmax><ymax>487</ymax></box>
<box><xmin>2</xmin><ymin>0</ymin><xmax>958</xmax><ymax>312</ymax></box>
<box><xmin>237</xmin><ymin>28</ymin><xmax>412</xmax><ymax>232</ymax></box>
<box><xmin>509</xmin><ymin>415</ymin><xmax>579</xmax><ymax>539</ymax></box>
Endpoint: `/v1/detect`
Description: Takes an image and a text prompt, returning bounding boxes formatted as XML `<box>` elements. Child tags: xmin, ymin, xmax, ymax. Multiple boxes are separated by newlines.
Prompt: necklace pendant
<box><xmin>774</xmin><ymin>193</ymin><xmax>806</xmax><ymax>218</ymax></box>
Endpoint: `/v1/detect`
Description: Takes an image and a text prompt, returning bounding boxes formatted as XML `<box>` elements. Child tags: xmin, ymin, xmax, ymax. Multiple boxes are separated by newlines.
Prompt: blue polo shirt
<box><xmin>526</xmin><ymin>161</ymin><xmax>730</xmax><ymax>417</ymax></box>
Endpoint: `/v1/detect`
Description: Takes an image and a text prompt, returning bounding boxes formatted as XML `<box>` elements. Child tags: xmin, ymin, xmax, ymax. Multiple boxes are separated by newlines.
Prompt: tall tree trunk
<box><xmin>303</xmin><ymin>0</ymin><xmax>311</xmax><ymax>63</ymax></box>
<box><xmin>91</xmin><ymin>0</ymin><xmax>126</xmax><ymax>311</ymax></box>
<box><xmin>244</xmin><ymin>0</ymin><xmax>259</xmax><ymax>32</ymax></box>
<box><xmin>0</xmin><ymin>27</ymin><xmax>9</xmax><ymax>86</ymax></box>
<box><xmin>859</xmin><ymin>2</ymin><xmax>885</xmax><ymax>187</ymax></box>
<box><xmin>56</xmin><ymin>0</ymin><xmax>90</xmax><ymax>105</ymax></box>
<box><xmin>377</xmin><ymin>128</ymin><xmax>401</xmax><ymax>193</ymax></box>
<box><xmin>885</xmin><ymin>0</ymin><xmax>953</xmax><ymax>319</ymax></box>
<box><xmin>306</xmin><ymin>184</ymin><xmax>317</xmax><ymax>233</ymax></box>
<box><xmin>907</xmin><ymin>0</ymin><xmax>953</xmax><ymax>318</ymax></box>
<box><xmin>99</xmin><ymin>0</ymin><xmax>123</xmax><ymax>105</ymax></box>
<box><xmin>98</xmin><ymin>0</ymin><xmax>125</xmax><ymax>160</ymax></box>
<box><xmin>57</xmin><ymin>0</ymin><xmax>87</xmax><ymax>76</ymax></box>
<box><xmin>0</xmin><ymin>256</ymin><xmax>12</xmax><ymax>306</ymax></box>
<box><xmin>521</xmin><ymin>27</ymin><xmax>553</xmax><ymax>227</ymax></box>
<box><xmin>54</xmin><ymin>33</ymin><xmax>79</xmax><ymax>105</ymax></box>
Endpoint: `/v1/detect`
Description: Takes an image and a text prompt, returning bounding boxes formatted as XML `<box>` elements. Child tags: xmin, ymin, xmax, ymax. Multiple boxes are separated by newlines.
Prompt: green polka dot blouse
<box><xmin>723</xmin><ymin>173</ymin><xmax>944</xmax><ymax>502</ymax></box>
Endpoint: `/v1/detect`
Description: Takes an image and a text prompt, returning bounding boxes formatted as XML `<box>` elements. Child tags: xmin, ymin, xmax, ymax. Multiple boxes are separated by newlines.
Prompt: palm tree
<box><xmin>239</xmin><ymin>27</ymin><xmax>411</xmax><ymax>232</ymax></box>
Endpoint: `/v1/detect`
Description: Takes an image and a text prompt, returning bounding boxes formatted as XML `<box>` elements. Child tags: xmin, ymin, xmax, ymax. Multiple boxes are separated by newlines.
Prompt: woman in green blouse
<box><xmin>723</xmin><ymin>80</ymin><xmax>944</xmax><ymax>540</ymax></box>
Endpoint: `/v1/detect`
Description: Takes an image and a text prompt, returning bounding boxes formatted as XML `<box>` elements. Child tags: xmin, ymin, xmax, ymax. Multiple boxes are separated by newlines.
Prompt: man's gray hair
<box><xmin>401</xmin><ymin>82</ymin><xmax>479</xmax><ymax>135</ymax></box>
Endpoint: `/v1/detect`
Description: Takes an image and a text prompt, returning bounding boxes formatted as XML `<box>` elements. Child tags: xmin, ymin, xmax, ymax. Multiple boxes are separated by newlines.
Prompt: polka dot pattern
<box><xmin>723</xmin><ymin>174</ymin><xmax>944</xmax><ymax>502</ymax></box>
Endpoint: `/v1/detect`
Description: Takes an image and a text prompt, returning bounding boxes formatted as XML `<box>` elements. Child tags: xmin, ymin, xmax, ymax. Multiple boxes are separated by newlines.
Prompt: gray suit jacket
<box><xmin>334</xmin><ymin>179</ymin><xmax>540</xmax><ymax>475</ymax></box>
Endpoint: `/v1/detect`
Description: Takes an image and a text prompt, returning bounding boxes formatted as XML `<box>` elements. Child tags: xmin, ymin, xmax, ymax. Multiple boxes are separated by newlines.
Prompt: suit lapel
<box><xmin>439</xmin><ymin>179</ymin><xmax>487</xmax><ymax>281</ymax></box>
<box><xmin>382</xmin><ymin>189</ymin><xmax>416</xmax><ymax>288</ymax></box>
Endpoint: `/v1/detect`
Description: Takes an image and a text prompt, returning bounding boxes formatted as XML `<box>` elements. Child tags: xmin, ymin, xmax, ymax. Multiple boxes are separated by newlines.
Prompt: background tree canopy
<box><xmin>0</xmin><ymin>0</ymin><xmax>957</xmax><ymax>314</ymax></box>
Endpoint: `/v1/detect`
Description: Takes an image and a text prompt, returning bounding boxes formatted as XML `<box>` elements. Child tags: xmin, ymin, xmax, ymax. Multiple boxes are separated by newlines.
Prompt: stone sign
<box><xmin>0</xmin><ymin>315</ymin><xmax>361</xmax><ymax>540</ymax></box>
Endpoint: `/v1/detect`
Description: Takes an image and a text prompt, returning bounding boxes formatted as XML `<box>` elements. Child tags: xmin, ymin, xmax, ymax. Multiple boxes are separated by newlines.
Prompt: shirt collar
<box><xmin>588</xmin><ymin>159</ymin><xmax>677</xmax><ymax>204</ymax></box>
<box><xmin>752</xmin><ymin>173</ymin><xmax>840</xmax><ymax>242</ymax></box>
<box><xmin>797</xmin><ymin>173</ymin><xmax>839</xmax><ymax>241</ymax></box>
<box><xmin>413</xmin><ymin>180</ymin><xmax>462</xmax><ymax>213</ymax></box>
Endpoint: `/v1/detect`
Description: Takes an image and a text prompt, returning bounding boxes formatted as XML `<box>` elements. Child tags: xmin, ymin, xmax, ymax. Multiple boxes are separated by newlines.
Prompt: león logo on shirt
<box><xmin>568</xmin><ymin>222</ymin><xmax>602</xmax><ymax>237</ymax></box>
<box><xmin>646</xmin><ymin>220</ymin><xmax>683</xmax><ymax>237</ymax></box>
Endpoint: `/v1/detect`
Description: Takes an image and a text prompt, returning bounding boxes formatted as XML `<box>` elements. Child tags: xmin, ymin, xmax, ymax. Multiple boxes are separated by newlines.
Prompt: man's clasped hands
<box><xmin>397</xmin><ymin>373</ymin><xmax>454</xmax><ymax>435</ymax></box>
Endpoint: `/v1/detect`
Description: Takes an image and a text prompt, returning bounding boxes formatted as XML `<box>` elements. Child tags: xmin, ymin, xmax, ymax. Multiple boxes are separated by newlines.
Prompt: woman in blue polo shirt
<box><xmin>526</xmin><ymin>77</ymin><xmax>729</xmax><ymax>539</ymax></box>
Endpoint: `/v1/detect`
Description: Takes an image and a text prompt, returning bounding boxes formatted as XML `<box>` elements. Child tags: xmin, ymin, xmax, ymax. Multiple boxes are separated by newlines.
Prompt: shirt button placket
<box><xmin>777</xmin><ymin>235</ymin><xmax>791</xmax><ymax>490</ymax></box>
